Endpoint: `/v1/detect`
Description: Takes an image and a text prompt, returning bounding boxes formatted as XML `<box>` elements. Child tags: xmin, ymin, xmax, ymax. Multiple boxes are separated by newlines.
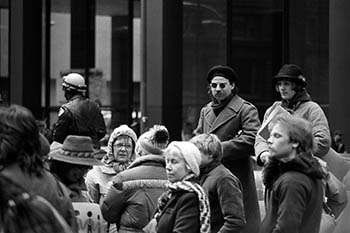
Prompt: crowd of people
<box><xmin>0</xmin><ymin>65</ymin><xmax>349</xmax><ymax>233</ymax></box>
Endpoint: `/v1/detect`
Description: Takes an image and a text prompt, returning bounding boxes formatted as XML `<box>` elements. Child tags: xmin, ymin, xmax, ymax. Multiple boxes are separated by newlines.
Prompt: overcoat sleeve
<box><xmin>221</xmin><ymin>102</ymin><xmax>261</xmax><ymax>161</ymax></box>
<box><xmin>100</xmin><ymin>175</ymin><xmax>131</xmax><ymax>224</ymax></box>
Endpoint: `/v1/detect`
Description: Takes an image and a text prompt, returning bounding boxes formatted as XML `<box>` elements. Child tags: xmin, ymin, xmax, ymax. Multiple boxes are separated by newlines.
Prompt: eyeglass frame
<box><xmin>210</xmin><ymin>82</ymin><xmax>229</xmax><ymax>89</ymax></box>
<box><xmin>113</xmin><ymin>143</ymin><xmax>133</xmax><ymax>150</ymax></box>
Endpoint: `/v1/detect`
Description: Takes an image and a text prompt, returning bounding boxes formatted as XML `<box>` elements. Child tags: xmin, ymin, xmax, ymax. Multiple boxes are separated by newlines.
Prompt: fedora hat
<box><xmin>49</xmin><ymin>135</ymin><xmax>101</xmax><ymax>166</ymax></box>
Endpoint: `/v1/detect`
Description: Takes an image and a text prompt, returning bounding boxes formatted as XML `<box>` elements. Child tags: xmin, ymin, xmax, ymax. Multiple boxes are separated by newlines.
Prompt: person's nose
<box><xmin>279</xmin><ymin>83</ymin><xmax>286</xmax><ymax>90</ymax></box>
<box><xmin>215</xmin><ymin>85</ymin><xmax>222</xmax><ymax>91</ymax></box>
<box><xmin>267</xmin><ymin>136</ymin><xmax>273</xmax><ymax>145</ymax></box>
<box><xmin>165</xmin><ymin>163</ymin><xmax>171</xmax><ymax>171</ymax></box>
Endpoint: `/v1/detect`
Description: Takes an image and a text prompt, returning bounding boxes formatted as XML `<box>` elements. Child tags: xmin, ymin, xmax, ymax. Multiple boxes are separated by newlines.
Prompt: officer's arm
<box><xmin>53</xmin><ymin>107</ymin><xmax>73</xmax><ymax>143</ymax></box>
<box><xmin>96</xmin><ymin>111</ymin><xmax>106</xmax><ymax>140</ymax></box>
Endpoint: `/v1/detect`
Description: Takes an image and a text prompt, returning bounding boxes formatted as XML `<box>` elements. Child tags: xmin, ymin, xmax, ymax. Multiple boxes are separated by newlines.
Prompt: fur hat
<box><xmin>168</xmin><ymin>141</ymin><xmax>202</xmax><ymax>176</ymax></box>
<box><xmin>273</xmin><ymin>64</ymin><xmax>307</xmax><ymax>87</ymax></box>
<box><xmin>135</xmin><ymin>125</ymin><xmax>169</xmax><ymax>156</ymax></box>
<box><xmin>206</xmin><ymin>65</ymin><xmax>238</xmax><ymax>84</ymax></box>
<box><xmin>49</xmin><ymin>135</ymin><xmax>101</xmax><ymax>166</ymax></box>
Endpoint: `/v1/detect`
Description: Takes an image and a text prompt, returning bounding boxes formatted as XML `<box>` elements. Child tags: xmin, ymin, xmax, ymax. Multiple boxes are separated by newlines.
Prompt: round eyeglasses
<box><xmin>210</xmin><ymin>83</ymin><xmax>228</xmax><ymax>89</ymax></box>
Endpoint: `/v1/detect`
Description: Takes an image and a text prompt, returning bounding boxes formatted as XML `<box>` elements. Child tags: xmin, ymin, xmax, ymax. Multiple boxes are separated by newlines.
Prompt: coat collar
<box><xmin>204</xmin><ymin>95</ymin><xmax>244</xmax><ymax>133</ymax></box>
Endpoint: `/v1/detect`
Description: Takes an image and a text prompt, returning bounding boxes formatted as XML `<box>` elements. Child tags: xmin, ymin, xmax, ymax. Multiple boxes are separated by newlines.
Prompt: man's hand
<box><xmin>260</xmin><ymin>151</ymin><xmax>270</xmax><ymax>165</ymax></box>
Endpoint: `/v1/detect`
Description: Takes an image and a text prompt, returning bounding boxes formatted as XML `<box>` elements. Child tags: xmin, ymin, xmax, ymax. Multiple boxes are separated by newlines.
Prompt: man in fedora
<box><xmin>49</xmin><ymin>135</ymin><xmax>101</xmax><ymax>202</ymax></box>
<box><xmin>194</xmin><ymin>65</ymin><xmax>261</xmax><ymax>233</ymax></box>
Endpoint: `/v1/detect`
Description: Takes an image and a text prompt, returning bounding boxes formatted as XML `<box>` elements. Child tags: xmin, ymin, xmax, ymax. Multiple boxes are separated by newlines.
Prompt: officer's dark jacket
<box><xmin>53</xmin><ymin>94</ymin><xmax>106</xmax><ymax>147</ymax></box>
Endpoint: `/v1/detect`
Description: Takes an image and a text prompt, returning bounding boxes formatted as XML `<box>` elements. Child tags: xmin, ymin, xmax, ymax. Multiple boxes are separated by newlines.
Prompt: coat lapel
<box><xmin>205</xmin><ymin>95</ymin><xmax>244</xmax><ymax>133</ymax></box>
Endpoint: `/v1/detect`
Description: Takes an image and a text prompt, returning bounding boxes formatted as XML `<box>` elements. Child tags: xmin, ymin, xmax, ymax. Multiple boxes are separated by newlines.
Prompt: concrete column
<box><xmin>70</xmin><ymin>0</ymin><xmax>95</xmax><ymax>97</ymax></box>
<box><xmin>329</xmin><ymin>0</ymin><xmax>350</xmax><ymax>146</ymax></box>
<box><xmin>10</xmin><ymin>0</ymin><xmax>43</xmax><ymax>118</ymax></box>
<box><xmin>143</xmin><ymin>0</ymin><xmax>182</xmax><ymax>140</ymax></box>
<box><xmin>111</xmin><ymin>16</ymin><xmax>133</xmax><ymax>127</ymax></box>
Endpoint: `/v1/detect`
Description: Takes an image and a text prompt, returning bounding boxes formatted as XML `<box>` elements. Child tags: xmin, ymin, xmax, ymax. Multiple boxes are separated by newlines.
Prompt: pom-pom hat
<box><xmin>135</xmin><ymin>125</ymin><xmax>169</xmax><ymax>156</ymax></box>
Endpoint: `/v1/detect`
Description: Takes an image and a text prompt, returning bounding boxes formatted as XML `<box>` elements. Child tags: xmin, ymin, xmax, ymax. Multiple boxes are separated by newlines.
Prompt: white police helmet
<box><xmin>62</xmin><ymin>73</ymin><xmax>87</xmax><ymax>92</ymax></box>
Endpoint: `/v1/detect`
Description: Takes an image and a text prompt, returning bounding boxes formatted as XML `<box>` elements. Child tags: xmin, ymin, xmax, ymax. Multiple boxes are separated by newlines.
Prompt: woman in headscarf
<box><xmin>101</xmin><ymin>125</ymin><xmax>170</xmax><ymax>233</ymax></box>
<box><xmin>86</xmin><ymin>124</ymin><xmax>138</xmax><ymax>204</ymax></box>
<box><xmin>143</xmin><ymin>141</ymin><xmax>211</xmax><ymax>233</ymax></box>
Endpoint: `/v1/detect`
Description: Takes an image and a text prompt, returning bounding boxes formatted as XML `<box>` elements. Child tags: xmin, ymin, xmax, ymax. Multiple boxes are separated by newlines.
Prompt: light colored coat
<box><xmin>255</xmin><ymin>100</ymin><xmax>331</xmax><ymax>159</ymax></box>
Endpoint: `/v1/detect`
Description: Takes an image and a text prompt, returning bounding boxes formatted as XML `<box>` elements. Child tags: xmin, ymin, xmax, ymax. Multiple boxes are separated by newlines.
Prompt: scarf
<box><xmin>281</xmin><ymin>88</ymin><xmax>311</xmax><ymax>111</ymax></box>
<box><xmin>199</xmin><ymin>161</ymin><xmax>220</xmax><ymax>184</ymax></box>
<box><xmin>210</xmin><ymin>92</ymin><xmax>234</xmax><ymax>116</ymax></box>
<box><xmin>143</xmin><ymin>174</ymin><xmax>211</xmax><ymax>233</ymax></box>
<box><xmin>101</xmin><ymin>154</ymin><xmax>133</xmax><ymax>174</ymax></box>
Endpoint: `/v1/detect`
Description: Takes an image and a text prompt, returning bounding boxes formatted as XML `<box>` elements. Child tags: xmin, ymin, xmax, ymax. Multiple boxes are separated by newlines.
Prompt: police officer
<box><xmin>53</xmin><ymin>73</ymin><xmax>106</xmax><ymax>148</ymax></box>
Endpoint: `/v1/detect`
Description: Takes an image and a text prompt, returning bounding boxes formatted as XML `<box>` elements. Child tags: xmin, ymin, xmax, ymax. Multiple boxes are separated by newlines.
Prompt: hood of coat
<box><xmin>263</xmin><ymin>152</ymin><xmax>324</xmax><ymax>188</ymax></box>
<box><xmin>128</xmin><ymin>154</ymin><xmax>165</xmax><ymax>169</ymax></box>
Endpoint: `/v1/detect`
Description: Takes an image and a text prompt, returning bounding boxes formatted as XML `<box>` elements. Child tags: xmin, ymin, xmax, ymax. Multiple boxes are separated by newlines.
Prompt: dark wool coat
<box><xmin>260</xmin><ymin>155</ymin><xmax>324</xmax><ymax>233</ymax></box>
<box><xmin>101</xmin><ymin>155</ymin><xmax>168</xmax><ymax>232</ymax></box>
<box><xmin>200</xmin><ymin>163</ymin><xmax>246</xmax><ymax>233</ymax></box>
<box><xmin>1</xmin><ymin>166</ymin><xmax>78</xmax><ymax>233</ymax></box>
<box><xmin>156</xmin><ymin>190</ymin><xmax>200</xmax><ymax>233</ymax></box>
<box><xmin>194</xmin><ymin>94</ymin><xmax>261</xmax><ymax>233</ymax></box>
<box><xmin>53</xmin><ymin>94</ymin><xmax>106</xmax><ymax>147</ymax></box>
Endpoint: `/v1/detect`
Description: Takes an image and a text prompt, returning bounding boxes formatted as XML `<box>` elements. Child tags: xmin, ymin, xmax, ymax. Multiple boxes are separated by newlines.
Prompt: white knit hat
<box><xmin>135</xmin><ymin>125</ymin><xmax>169</xmax><ymax>156</ymax></box>
<box><xmin>168</xmin><ymin>141</ymin><xmax>202</xmax><ymax>176</ymax></box>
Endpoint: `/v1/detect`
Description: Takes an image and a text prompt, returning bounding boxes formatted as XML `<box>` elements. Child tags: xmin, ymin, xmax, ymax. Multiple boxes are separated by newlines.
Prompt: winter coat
<box><xmin>194</xmin><ymin>94</ymin><xmax>261</xmax><ymax>233</ymax></box>
<box><xmin>101</xmin><ymin>155</ymin><xmax>168</xmax><ymax>232</ymax></box>
<box><xmin>53</xmin><ymin>94</ymin><xmax>106</xmax><ymax>147</ymax></box>
<box><xmin>85</xmin><ymin>165</ymin><xmax>116</xmax><ymax>204</ymax></box>
<box><xmin>1</xmin><ymin>165</ymin><xmax>78</xmax><ymax>233</ymax></box>
<box><xmin>156</xmin><ymin>190</ymin><xmax>200</xmax><ymax>233</ymax></box>
<box><xmin>199</xmin><ymin>162</ymin><xmax>246</xmax><ymax>233</ymax></box>
<box><xmin>255</xmin><ymin>100</ymin><xmax>331</xmax><ymax>162</ymax></box>
<box><xmin>260</xmin><ymin>154</ymin><xmax>324</xmax><ymax>233</ymax></box>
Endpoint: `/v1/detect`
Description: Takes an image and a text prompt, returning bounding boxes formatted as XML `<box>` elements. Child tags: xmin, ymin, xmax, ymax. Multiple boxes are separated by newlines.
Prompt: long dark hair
<box><xmin>0</xmin><ymin>105</ymin><xmax>43</xmax><ymax>175</ymax></box>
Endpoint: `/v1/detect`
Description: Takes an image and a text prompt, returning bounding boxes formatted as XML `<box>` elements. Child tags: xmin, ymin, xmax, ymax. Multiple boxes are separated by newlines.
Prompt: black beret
<box><xmin>206</xmin><ymin>65</ymin><xmax>238</xmax><ymax>83</ymax></box>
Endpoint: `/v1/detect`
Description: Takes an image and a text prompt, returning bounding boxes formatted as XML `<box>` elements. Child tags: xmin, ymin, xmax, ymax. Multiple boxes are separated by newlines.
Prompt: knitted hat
<box><xmin>48</xmin><ymin>135</ymin><xmax>101</xmax><ymax>166</ymax></box>
<box><xmin>206</xmin><ymin>65</ymin><xmax>238</xmax><ymax>84</ymax></box>
<box><xmin>135</xmin><ymin>125</ymin><xmax>169</xmax><ymax>156</ymax></box>
<box><xmin>107</xmin><ymin>125</ymin><xmax>137</xmax><ymax>155</ymax></box>
<box><xmin>168</xmin><ymin>141</ymin><xmax>202</xmax><ymax>176</ymax></box>
<box><xmin>273</xmin><ymin>64</ymin><xmax>307</xmax><ymax>87</ymax></box>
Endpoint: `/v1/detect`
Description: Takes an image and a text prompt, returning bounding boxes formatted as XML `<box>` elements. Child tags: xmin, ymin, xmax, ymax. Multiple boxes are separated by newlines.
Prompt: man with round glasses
<box><xmin>194</xmin><ymin>65</ymin><xmax>261</xmax><ymax>233</ymax></box>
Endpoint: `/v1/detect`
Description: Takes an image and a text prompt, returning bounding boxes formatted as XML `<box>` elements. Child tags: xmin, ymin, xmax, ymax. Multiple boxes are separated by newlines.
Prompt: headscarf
<box><xmin>101</xmin><ymin>125</ymin><xmax>137</xmax><ymax>173</ymax></box>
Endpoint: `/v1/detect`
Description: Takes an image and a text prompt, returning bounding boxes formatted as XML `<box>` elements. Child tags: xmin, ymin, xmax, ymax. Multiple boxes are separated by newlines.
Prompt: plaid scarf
<box><xmin>143</xmin><ymin>174</ymin><xmax>211</xmax><ymax>233</ymax></box>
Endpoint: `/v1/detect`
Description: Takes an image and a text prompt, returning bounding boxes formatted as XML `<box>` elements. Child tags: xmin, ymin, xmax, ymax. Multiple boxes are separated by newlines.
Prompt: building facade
<box><xmin>1</xmin><ymin>0</ymin><xmax>349</xmax><ymax>146</ymax></box>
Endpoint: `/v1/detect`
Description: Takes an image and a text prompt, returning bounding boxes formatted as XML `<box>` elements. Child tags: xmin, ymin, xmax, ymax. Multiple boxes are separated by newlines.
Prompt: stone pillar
<box><xmin>10</xmin><ymin>0</ymin><xmax>43</xmax><ymax>117</ymax></box>
<box><xmin>143</xmin><ymin>0</ymin><xmax>182</xmax><ymax>140</ymax></box>
<box><xmin>71</xmin><ymin>0</ymin><xmax>95</xmax><ymax>96</ymax></box>
<box><xmin>329</xmin><ymin>0</ymin><xmax>350</xmax><ymax>147</ymax></box>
